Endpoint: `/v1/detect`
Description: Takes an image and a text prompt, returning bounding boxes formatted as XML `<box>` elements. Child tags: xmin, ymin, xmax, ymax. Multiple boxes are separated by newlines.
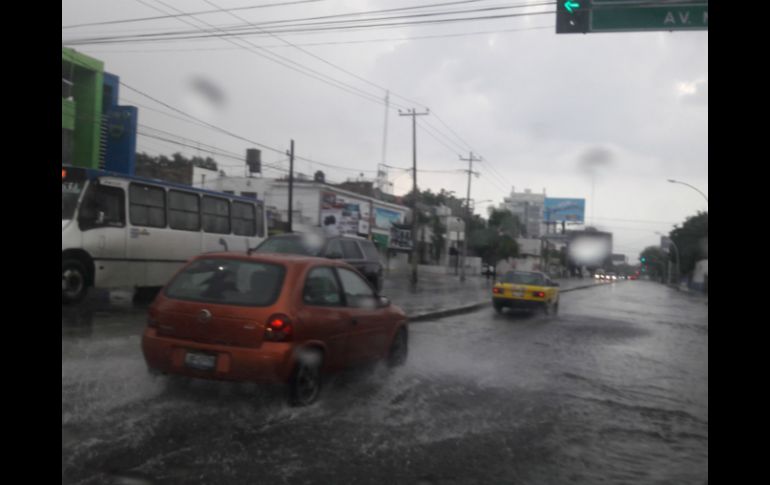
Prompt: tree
<box><xmin>469</xmin><ymin>209</ymin><xmax>520</xmax><ymax>267</ymax></box>
<box><xmin>487</xmin><ymin>208</ymin><xmax>522</xmax><ymax>237</ymax></box>
<box><xmin>668</xmin><ymin>211</ymin><xmax>708</xmax><ymax>278</ymax></box>
<box><xmin>135</xmin><ymin>151</ymin><xmax>220</xmax><ymax>185</ymax></box>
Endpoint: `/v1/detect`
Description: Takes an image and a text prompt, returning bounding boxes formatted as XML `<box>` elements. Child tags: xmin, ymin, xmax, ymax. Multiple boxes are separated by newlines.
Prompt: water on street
<box><xmin>62</xmin><ymin>280</ymin><xmax>707</xmax><ymax>484</ymax></box>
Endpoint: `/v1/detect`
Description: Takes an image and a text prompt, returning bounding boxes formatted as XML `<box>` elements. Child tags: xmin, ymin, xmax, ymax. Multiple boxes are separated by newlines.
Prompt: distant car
<box><xmin>492</xmin><ymin>271</ymin><xmax>560</xmax><ymax>315</ymax></box>
<box><xmin>142</xmin><ymin>253</ymin><xmax>408</xmax><ymax>406</ymax></box>
<box><xmin>253</xmin><ymin>233</ymin><xmax>384</xmax><ymax>292</ymax></box>
<box><xmin>607</xmin><ymin>272</ymin><xmax>618</xmax><ymax>281</ymax></box>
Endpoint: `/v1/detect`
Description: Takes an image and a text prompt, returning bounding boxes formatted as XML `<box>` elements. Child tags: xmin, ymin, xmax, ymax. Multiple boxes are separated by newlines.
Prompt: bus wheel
<box><xmin>62</xmin><ymin>259</ymin><xmax>88</xmax><ymax>304</ymax></box>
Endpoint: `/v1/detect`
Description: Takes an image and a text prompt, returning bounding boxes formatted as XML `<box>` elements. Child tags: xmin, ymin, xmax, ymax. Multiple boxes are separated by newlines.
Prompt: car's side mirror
<box><xmin>378</xmin><ymin>296</ymin><xmax>390</xmax><ymax>308</ymax></box>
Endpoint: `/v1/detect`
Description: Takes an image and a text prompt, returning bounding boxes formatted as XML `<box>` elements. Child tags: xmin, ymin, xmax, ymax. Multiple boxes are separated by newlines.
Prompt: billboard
<box><xmin>373</xmin><ymin>207</ymin><xmax>409</xmax><ymax>250</ymax></box>
<box><xmin>374</xmin><ymin>207</ymin><xmax>404</xmax><ymax>230</ymax></box>
<box><xmin>319</xmin><ymin>191</ymin><xmax>371</xmax><ymax>237</ymax></box>
<box><xmin>544</xmin><ymin>198</ymin><xmax>585</xmax><ymax>223</ymax></box>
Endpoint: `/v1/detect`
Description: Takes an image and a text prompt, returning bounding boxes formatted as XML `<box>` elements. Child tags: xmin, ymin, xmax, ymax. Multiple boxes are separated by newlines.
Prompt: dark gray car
<box><xmin>252</xmin><ymin>233</ymin><xmax>384</xmax><ymax>292</ymax></box>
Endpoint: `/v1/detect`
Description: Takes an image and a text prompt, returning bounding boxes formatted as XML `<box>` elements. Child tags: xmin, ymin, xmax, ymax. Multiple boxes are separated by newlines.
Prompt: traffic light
<box><xmin>640</xmin><ymin>257</ymin><xmax>646</xmax><ymax>263</ymax></box>
<box><xmin>556</xmin><ymin>0</ymin><xmax>589</xmax><ymax>34</ymax></box>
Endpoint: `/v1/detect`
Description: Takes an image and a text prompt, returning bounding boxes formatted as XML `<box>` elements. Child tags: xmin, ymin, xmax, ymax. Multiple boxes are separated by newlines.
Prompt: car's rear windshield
<box><xmin>360</xmin><ymin>241</ymin><xmax>381</xmax><ymax>262</ymax></box>
<box><xmin>165</xmin><ymin>258</ymin><xmax>285</xmax><ymax>306</ymax></box>
<box><xmin>502</xmin><ymin>272</ymin><xmax>546</xmax><ymax>286</ymax></box>
<box><xmin>254</xmin><ymin>236</ymin><xmax>319</xmax><ymax>256</ymax></box>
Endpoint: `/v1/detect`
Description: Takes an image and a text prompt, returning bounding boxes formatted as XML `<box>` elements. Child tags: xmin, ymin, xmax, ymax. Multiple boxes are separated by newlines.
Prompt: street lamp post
<box><xmin>667</xmin><ymin>179</ymin><xmax>708</xmax><ymax>204</ymax></box>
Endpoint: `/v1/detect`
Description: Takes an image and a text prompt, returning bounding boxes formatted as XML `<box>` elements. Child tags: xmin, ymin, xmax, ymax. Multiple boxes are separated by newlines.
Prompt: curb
<box><xmin>405</xmin><ymin>282</ymin><xmax>606</xmax><ymax>322</ymax></box>
<box><xmin>408</xmin><ymin>302</ymin><xmax>489</xmax><ymax>322</ymax></box>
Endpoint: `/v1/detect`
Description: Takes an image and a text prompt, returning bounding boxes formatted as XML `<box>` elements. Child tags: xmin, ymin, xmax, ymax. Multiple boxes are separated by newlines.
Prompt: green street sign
<box><xmin>592</xmin><ymin>4</ymin><xmax>708</xmax><ymax>32</ymax></box>
<box><xmin>556</xmin><ymin>1</ymin><xmax>708</xmax><ymax>34</ymax></box>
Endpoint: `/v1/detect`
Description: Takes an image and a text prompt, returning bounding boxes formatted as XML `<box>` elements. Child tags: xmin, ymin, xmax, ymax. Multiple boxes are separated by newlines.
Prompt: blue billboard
<box><xmin>544</xmin><ymin>198</ymin><xmax>585</xmax><ymax>223</ymax></box>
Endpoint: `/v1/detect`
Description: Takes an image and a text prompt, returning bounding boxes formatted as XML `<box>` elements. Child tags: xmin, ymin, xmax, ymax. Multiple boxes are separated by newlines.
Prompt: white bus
<box><xmin>62</xmin><ymin>165</ymin><xmax>268</xmax><ymax>303</ymax></box>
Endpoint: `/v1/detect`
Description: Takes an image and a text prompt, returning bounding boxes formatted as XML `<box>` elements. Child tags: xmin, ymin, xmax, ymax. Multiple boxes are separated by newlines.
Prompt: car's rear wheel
<box><xmin>387</xmin><ymin>328</ymin><xmax>408</xmax><ymax>368</ymax></box>
<box><xmin>288</xmin><ymin>350</ymin><xmax>323</xmax><ymax>407</ymax></box>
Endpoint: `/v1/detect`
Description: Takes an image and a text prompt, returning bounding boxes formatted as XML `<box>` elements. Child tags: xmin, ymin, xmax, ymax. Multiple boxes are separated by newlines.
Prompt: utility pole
<box><xmin>382</xmin><ymin>91</ymin><xmax>389</xmax><ymax>167</ymax></box>
<box><xmin>287</xmin><ymin>139</ymin><xmax>294</xmax><ymax>233</ymax></box>
<box><xmin>459</xmin><ymin>152</ymin><xmax>481</xmax><ymax>282</ymax></box>
<box><xmin>399</xmin><ymin>108</ymin><xmax>430</xmax><ymax>288</ymax></box>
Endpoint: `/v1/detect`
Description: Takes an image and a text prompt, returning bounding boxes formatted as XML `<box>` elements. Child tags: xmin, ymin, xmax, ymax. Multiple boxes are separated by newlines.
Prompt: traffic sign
<box><xmin>556</xmin><ymin>1</ymin><xmax>708</xmax><ymax>34</ymax></box>
<box><xmin>556</xmin><ymin>0</ymin><xmax>589</xmax><ymax>33</ymax></box>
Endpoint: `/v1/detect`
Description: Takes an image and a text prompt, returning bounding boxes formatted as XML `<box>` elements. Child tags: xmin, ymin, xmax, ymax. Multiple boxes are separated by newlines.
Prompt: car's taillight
<box><xmin>492</xmin><ymin>287</ymin><xmax>502</xmax><ymax>294</ymax></box>
<box><xmin>265</xmin><ymin>314</ymin><xmax>293</xmax><ymax>342</ymax></box>
<box><xmin>533</xmin><ymin>291</ymin><xmax>545</xmax><ymax>298</ymax></box>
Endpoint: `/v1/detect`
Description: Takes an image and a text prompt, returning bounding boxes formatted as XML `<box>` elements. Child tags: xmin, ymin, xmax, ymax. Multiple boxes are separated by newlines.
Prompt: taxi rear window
<box><xmin>165</xmin><ymin>258</ymin><xmax>285</xmax><ymax>306</ymax></box>
<box><xmin>502</xmin><ymin>272</ymin><xmax>546</xmax><ymax>286</ymax></box>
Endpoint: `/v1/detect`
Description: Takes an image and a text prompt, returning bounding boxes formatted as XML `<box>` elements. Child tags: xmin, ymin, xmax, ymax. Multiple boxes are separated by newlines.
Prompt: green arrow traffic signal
<box><xmin>565</xmin><ymin>1</ymin><xmax>580</xmax><ymax>13</ymax></box>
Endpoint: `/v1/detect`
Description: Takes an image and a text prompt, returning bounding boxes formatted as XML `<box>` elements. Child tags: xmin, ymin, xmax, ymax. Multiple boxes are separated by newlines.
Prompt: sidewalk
<box><xmin>667</xmin><ymin>282</ymin><xmax>708</xmax><ymax>301</ymax></box>
<box><xmin>383</xmin><ymin>272</ymin><xmax>603</xmax><ymax>321</ymax></box>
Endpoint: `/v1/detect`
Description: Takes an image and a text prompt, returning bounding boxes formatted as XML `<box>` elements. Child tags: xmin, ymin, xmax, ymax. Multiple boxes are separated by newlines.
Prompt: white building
<box><xmin>191</xmin><ymin>168</ymin><xmax>411</xmax><ymax>253</ymax></box>
<box><xmin>500</xmin><ymin>187</ymin><xmax>546</xmax><ymax>238</ymax></box>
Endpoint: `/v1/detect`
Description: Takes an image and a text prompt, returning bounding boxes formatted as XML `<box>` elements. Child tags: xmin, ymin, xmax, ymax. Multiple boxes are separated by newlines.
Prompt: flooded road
<box><xmin>62</xmin><ymin>281</ymin><xmax>707</xmax><ymax>484</ymax></box>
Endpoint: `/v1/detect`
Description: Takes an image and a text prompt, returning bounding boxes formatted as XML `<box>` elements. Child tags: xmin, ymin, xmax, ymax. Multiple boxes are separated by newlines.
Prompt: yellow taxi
<box><xmin>492</xmin><ymin>271</ymin><xmax>560</xmax><ymax>315</ymax></box>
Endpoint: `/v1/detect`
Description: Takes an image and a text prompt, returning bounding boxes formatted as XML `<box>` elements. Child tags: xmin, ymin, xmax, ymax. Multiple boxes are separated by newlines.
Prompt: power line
<box><xmin>130</xmin><ymin>0</ymin><xmax>389</xmax><ymax>109</ymax></box>
<box><xmin>80</xmin><ymin>25</ymin><xmax>552</xmax><ymax>53</ymax></box>
<box><xmin>63</xmin><ymin>5</ymin><xmax>551</xmax><ymax>172</ymax></box>
<box><xmin>200</xmin><ymin>0</ymin><xmax>411</xmax><ymax>112</ymax></box>
<box><xmin>62</xmin><ymin>0</ymin><xmax>491</xmax><ymax>30</ymax></box>
<box><xmin>63</xmin><ymin>9</ymin><xmax>557</xmax><ymax>45</ymax></box>
<box><xmin>122</xmin><ymin>81</ymin><xmax>376</xmax><ymax>175</ymax></box>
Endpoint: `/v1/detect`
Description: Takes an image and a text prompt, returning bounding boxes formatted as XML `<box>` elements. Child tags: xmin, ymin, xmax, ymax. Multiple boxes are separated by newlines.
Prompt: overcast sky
<box><xmin>62</xmin><ymin>0</ymin><xmax>708</xmax><ymax>259</ymax></box>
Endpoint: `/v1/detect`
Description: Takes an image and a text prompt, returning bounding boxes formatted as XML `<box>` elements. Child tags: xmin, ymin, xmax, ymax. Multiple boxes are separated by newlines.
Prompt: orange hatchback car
<box><xmin>141</xmin><ymin>253</ymin><xmax>408</xmax><ymax>406</ymax></box>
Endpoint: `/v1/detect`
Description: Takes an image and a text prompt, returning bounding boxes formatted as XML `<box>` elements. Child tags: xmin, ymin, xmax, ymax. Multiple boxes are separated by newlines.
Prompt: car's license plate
<box><xmin>185</xmin><ymin>351</ymin><xmax>217</xmax><ymax>371</ymax></box>
<box><xmin>511</xmin><ymin>287</ymin><xmax>525</xmax><ymax>297</ymax></box>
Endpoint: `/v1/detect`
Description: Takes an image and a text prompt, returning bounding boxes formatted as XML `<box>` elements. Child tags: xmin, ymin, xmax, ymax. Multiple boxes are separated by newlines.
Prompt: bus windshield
<box><xmin>62</xmin><ymin>179</ymin><xmax>86</xmax><ymax>220</ymax></box>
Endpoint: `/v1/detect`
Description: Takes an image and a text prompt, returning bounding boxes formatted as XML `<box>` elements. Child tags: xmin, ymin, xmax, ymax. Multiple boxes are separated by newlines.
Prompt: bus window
<box><xmin>256</xmin><ymin>202</ymin><xmax>265</xmax><ymax>237</ymax></box>
<box><xmin>78</xmin><ymin>184</ymin><xmax>126</xmax><ymax>230</ymax></box>
<box><xmin>202</xmin><ymin>196</ymin><xmax>230</xmax><ymax>234</ymax></box>
<box><xmin>169</xmin><ymin>190</ymin><xmax>200</xmax><ymax>232</ymax></box>
<box><xmin>130</xmin><ymin>183</ymin><xmax>166</xmax><ymax>228</ymax></box>
<box><xmin>232</xmin><ymin>201</ymin><xmax>256</xmax><ymax>237</ymax></box>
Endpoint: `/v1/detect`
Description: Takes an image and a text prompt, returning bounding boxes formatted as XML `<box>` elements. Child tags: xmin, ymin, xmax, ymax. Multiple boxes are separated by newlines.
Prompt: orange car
<box><xmin>141</xmin><ymin>252</ymin><xmax>408</xmax><ymax>406</ymax></box>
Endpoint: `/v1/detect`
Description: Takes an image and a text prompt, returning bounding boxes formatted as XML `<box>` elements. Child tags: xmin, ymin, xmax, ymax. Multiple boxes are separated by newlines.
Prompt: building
<box><xmin>62</xmin><ymin>47</ymin><xmax>138</xmax><ymax>174</ymax></box>
<box><xmin>500</xmin><ymin>187</ymin><xmax>546</xmax><ymax>238</ymax></box>
<box><xmin>612</xmin><ymin>254</ymin><xmax>628</xmax><ymax>266</ymax></box>
<box><xmin>191</xmin><ymin>169</ymin><xmax>412</xmax><ymax>253</ymax></box>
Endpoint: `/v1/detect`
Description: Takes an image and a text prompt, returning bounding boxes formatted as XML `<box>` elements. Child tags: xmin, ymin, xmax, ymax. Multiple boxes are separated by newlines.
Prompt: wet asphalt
<box><xmin>62</xmin><ymin>280</ymin><xmax>708</xmax><ymax>485</ymax></box>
